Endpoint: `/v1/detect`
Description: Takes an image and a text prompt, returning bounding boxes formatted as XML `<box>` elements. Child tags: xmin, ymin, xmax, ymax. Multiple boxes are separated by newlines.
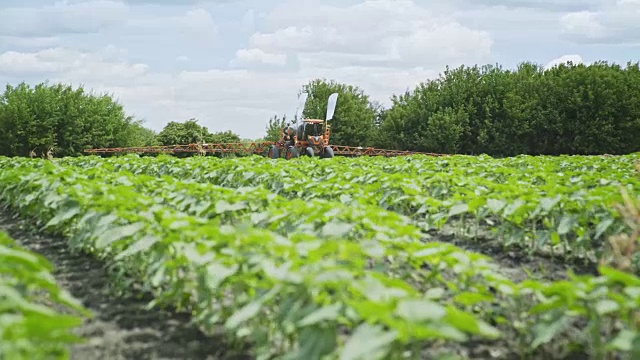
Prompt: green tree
<box><xmin>209</xmin><ymin>130</ymin><xmax>241</xmax><ymax>143</ymax></box>
<box><xmin>300</xmin><ymin>78</ymin><xmax>378</xmax><ymax>147</ymax></box>
<box><xmin>127</xmin><ymin>120</ymin><xmax>159</xmax><ymax>146</ymax></box>
<box><xmin>263</xmin><ymin>114</ymin><xmax>291</xmax><ymax>142</ymax></box>
<box><xmin>156</xmin><ymin>118</ymin><xmax>241</xmax><ymax>146</ymax></box>
<box><xmin>0</xmin><ymin>81</ymin><xmax>151</xmax><ymax>157</ymax></box>
<box><xmin>377</xmin><ymin>87</ymin><xmax>436</xmax><ymax>151</ymax></box>
<box><xmin>381</xmin><ymin>60</ymin><xmax>640</xmax><ymax>156</ymax></box>
<box><xmin>156</xmin><ymin>118</ymin><xmax>210</xmax><ymax>145</ymax></box>
<box><xmin>423</xmin><ymin>107</ymin><xmax>469</xmax><ymax>153</ymax></box>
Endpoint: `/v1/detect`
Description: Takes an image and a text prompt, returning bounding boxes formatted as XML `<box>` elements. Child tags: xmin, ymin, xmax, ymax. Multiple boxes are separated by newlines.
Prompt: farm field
<box><xmin>0</xmin><ymin>152</ymin><xmax>639</xmax><ymax>360</ymax></box>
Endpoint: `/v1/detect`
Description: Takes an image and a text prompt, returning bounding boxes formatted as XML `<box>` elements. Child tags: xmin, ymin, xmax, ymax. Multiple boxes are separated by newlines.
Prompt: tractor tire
<box><xmin>286</xmin><ymin>147</ymin><xmax>300</xmax><ymax>160</ymax></box>
<box><xmin>321</xmin><ymin>146</ymin><xmax>334</xmax><ymax>159</ymax></box>
<box><xmin>268</xmin><ymin>145</ymin><xmax>280</xmax><ymax>159</ymax></box>
<box><xmin>305</xmin><ymin>147</ymin><xmax>314</xmax><ymax>157</ymax></box>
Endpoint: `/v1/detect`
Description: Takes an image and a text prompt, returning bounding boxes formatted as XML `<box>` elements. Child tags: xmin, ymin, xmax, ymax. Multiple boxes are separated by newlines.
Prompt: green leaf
<box><xmin>285</xmin><ymin>325</ymin><xmax>337</xmax><ymax>360</ymax></box>
<box><xmin>503</xmin><ymin>199</ymin><xmax>525</xmax><ymax>217</ymax></box>
<box><xmin>225</xmin><ymin>300</ymin><xmax>262</xmax><ymax>330</ymax></box>
<box><xmin>395</xmin><ymin>299</ymin><xmax>447</xmax><ymax>321</ymax></box>
<box><xmin>205</xmin><ymin>262</ymin><xmax>238</xmax><ymax>288</ymax></box>
<box><xmin>94</xmin><ymin>222</ymin><xmax>146</xmax><ymax>249</ymax></box>
<box><xmin>114</xmin><ymin>234</ymin><xmax>161</xmax><ymax>261</ymax></box>
<box><xmin>595</xmin><ymin>218</ymin><xmax>614</xmax><ymax>238</ymax></box>
<box><xmin>448</xmin><ymin>203</ymin><xmax>469</xmax><ymax>217</ymax></box>
<box><xmin>531</xmin><ymin>316</ymin><xmax>571</xmax><ymax>349</ymax></box>
<box><xmin>321</xmin><ymin>221</ymin><xmax>354</xmax><ymax>238</ymax></box>
<box><xmin>486</xmin><ymin>199</ymin><xmax>506</xmax><ymax>213</ymax></box>
<box><xmin>598</xmin><ymin>266</ymin><xmax>640</xmax><ymax>286</ymax></box>
<box><xmin>44</xmin><ymin>206</ymin><xmax>80</xmax><ymax>228</ymax></box>
<box><xmin>444</xmin><ymin>307</ymin><xmax>497</xmax><ymax>339</ymax></box>
<box><xmin>557</xmin><ymin>216</ymin><xmax>573</xmax><ymax>235</ymax></box>
<box><xmin>215</xmin><ymin>200</ymin><xmax>247</xmax><ymax>213</ymax></box>
<box><xmin>298</xmin><ymin>303</ymin><xmax>343</xmax><ymax>327</ymax></box>
<box><xmin>424</xmin><ymin>287</ymin><xmax>446</xmax><ymax>300</ymax></box>
<box><xmin>340</xmin><ymin>323</ymin><xmax>397</xmax><ymax>360</ymax></box>
<box><xmin>454</xmin><ymin>292</ymin><xmax>494</xmax><ymax>306</ymax></box>
<box><xmin>540</xmin><ymin>196</ymin><xmax>560</xmax><ymax>211</ymax></box>
<box><xmin>595</xmin><ymin>299</ymin><xmax>619</xmax><ymax>315</ymax></box>
<box><xmin>606</xmin><ymin>330</ymin><xmax>636</xmax><ymax>351</ymax></box>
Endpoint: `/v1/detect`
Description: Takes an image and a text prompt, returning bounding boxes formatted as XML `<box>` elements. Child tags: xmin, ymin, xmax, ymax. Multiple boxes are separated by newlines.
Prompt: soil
<box><xmin>0</xmin><ymin>211</ymin><xmax>252</xmax><ymax>360</ymax></box>
<box><xmin>424</xmin><ymin>223</ymin><xmax>600</xmax><ymax>283</ymax></box>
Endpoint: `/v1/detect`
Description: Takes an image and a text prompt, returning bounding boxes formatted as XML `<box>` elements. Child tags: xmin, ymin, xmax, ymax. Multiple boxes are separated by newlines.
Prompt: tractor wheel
<box><xmin>305</xmin><ymin>147</ymin><xmax>314</xmax><ymax>157</ymax></box>
<box><xmin>268</xmin><ymin>145</ymin><xmax>280</xmax><ymax>159</ymax></box>
<box><xmin>321</xmin><ymin>146</ymin><xmax>334</xmax><ymax>159</ymax></box>
<box><xmin>286</xmin><ymin>147</ymin><xmax>300</xmax><ymax>160</ymax></box>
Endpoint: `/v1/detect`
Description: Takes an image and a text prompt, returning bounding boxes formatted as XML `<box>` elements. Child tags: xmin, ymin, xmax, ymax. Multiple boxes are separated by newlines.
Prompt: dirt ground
<box><xmin>426</xmin><ymin>223</ymin><xmax>600</xmax><ymax>282</ymax></box>
<box><xmin>0</xmin><ymin>211</ymin><xmax>252</xmax><ymax>360</ymax></box>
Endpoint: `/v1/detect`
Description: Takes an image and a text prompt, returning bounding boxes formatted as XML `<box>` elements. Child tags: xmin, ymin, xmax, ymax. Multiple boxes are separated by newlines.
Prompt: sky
<box><xmin>0</xmin><ymin>0</ymin><xmax>638</xmax><ymax>139</ymax></box>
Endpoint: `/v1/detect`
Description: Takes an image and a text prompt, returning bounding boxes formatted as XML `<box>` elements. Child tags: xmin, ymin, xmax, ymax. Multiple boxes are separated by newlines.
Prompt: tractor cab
<box><xmin>297</xmin><ymin>120</ymin><xmax>324</xmax><ymax>137</ymax></box>
<box><xmin>297</xmin><ymin>119</ymin><xmax>325</xmax><ymax>147</ymax></box>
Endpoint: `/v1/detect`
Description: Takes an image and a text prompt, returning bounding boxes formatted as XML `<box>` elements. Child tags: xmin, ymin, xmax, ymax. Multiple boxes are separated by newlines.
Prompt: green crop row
<box><xmin>0</xmin><ymin>230</ymin><xmax>89</xmax><ymax>360</ymax></box>
<box><xmin>1</xmin><ymin>156</ymin><xmax>639</xmax><ymax>359</ymax></box>
<box><xmin>22</xmin><ymin>155</ymin><xmax>512</xmax><ymax>297</ymax></box>
<box><xmin>0</xmin><ymin>158</ymin><xmax>504</xmax><ymax>359</ymax></box>
<box><xmin>88</xmin><ymin>153</ymin><xmax>640</xmax><ymax>267</ymax></box>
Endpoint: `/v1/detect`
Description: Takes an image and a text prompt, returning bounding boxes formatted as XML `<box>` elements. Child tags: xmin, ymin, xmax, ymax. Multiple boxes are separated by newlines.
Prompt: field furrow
<box><xmin>0</xmin><ymin>213</ymin><xmax>246</xmax><ymax>360</ymax></box>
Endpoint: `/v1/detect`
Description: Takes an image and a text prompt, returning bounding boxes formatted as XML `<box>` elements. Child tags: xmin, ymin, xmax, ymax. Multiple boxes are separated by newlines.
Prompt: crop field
<box><xmin>0</xmin><ymin>153</ymin><xmax>639</xmax><ymax>360</ymax></box>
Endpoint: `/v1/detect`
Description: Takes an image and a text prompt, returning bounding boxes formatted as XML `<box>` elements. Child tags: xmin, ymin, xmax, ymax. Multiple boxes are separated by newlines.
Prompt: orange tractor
<box><xmin>268</xmin><ymin>92</ymin><xmax>338</xmax><ymax>159</ymax></box>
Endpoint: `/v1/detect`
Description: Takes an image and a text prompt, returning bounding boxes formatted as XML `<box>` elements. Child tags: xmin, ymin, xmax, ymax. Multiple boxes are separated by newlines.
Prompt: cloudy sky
<box><xmin>0</xmin><ymin>0</ymin><xmax>638</xmax><ymax>139</ymax></box>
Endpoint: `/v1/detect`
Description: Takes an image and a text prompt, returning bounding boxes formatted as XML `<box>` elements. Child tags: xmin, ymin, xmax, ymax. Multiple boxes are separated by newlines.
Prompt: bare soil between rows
<box><xmin>0</xmin><ymin>211</ymin><xmax>251</xmax><ymax>360</ymax></box>
<box><xmin>424</xmin><ymin>224</ymin><xmax>600</xmax><ymax>283</ymax></box>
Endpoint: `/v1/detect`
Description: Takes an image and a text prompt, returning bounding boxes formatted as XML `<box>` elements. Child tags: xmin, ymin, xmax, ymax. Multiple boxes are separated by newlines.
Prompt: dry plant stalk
<box><xmin>600</xmin><ymin>162</ymin><xmax>640</xmax><ymax>273</ymax></box>
<box><xmin>46</xmin><ymin>146</ymin><xmax>55</xmax><ymax>160</ymax></box>
<box><xmin>196</xmin><ymin>142</ymin><xmax>206</xmax><ymax>157</ymax></box>
<box><xmin>29</xmin><ymin>149</ymin><xmax>36</xmax><ymax>158</ymax></box>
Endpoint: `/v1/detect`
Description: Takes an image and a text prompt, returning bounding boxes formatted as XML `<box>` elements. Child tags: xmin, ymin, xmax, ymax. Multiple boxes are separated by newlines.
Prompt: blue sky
<box><xmin>0</xmin><ymin>0</ymin><xmax>638</xmax><ymax>139</ymax></box>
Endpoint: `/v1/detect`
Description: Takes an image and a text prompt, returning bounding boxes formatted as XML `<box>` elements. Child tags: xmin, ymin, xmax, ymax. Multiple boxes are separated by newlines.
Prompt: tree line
<box><xmin>288</xmin><ymin>60</ymin><xmax>640</xmax><ymax>156</ymax></box>
<box><xmin>378</xmin><ymin>61</ymin><xmax>640</xmax><ymax>156</ymax></box>
<box><xmin>1</xmin><ymin>60</ymin><xmax>639</xmax><ymax>158</ymax></box>
<box><xmin>0</xmin><ymin>82</ymin><xmax>241</xmax><ymax>158</ymax></box>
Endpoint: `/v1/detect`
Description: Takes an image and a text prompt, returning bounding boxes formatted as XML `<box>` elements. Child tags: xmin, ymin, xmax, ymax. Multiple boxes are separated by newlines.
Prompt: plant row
<box><xmin>78</xmin><ymin>153</ymin><xmax>640</xmax><ymax>267</ymax></box>
<box><xmin>0</xmin><ymin>158</ymin><xmax>504</xmax><ymax>359</ymax></box>
<box><xmin>1</xmin><ymin>156</ymin><xmax>639</xmax><ymax>359</ymax></box>
<box><xmin>0</xmin><ymin>230</ymin><xmax>90</xmax><ymax>360</ymax></box>
<box><xmin>29</xmin><ymin>155</ymin><xmax>514</xmax><ymax>296</ymax></box>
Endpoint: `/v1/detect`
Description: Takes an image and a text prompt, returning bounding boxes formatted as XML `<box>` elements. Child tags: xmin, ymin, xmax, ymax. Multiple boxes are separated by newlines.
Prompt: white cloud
<box><xmin>449</xmin><ymin>0</ymin><xmax>603</xmax><ymax>12</ymax></box>
<box><xmin>0</xmin><ymin>0</ymin><xmax>128</xmax><ymax>37</ymax></box>
<box><xmin>233</xmin><ymin>0</ymin><xmax>492</xmax><ymax>71</ymax></box>
<box><xmin>560</xmin><ymin>11</ymin><xmax>607</xmax><ymax>39</ymax></box>
<box><xmin>560</xmin><ymin>0</ymin><xmax>640</xmax><ymax>43</ymax></box>
<box><xmin>232</xmin><ymin>48</ymin><xmax>287</xmax><ymax>66</ymax></box>
<box><xmin>0</xmin><ymin>46</ymin><xmax>149</xmax><ymax>81</ymax></box>
<box><xmin>128</xmin><ymin>8</ymin><xmax>218</xmax><ymax>41</ymax></box>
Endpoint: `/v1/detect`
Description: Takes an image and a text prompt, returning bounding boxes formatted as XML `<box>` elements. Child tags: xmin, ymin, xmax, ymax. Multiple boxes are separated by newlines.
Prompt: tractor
<box><xmin>268</xmin><ymin>92</ymin><xmax>338</xmax><ymax>160</ymax></box>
